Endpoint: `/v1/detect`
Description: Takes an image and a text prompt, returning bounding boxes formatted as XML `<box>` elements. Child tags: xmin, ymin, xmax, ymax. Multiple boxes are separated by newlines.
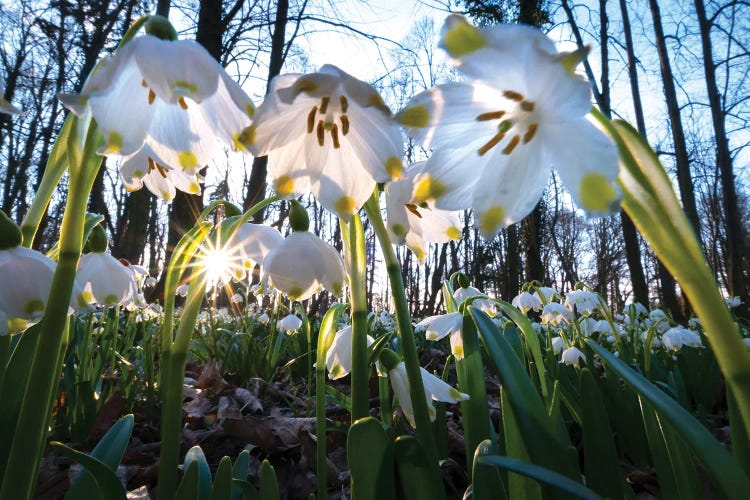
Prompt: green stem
<box><xmin>0</xmin><ymin>144</ymin><xmax>99</xmax><ymax>500</ymax></box>
<box><xmin>342</xmin><ymin>215</ymin><xmax>369</xmax><ymax>421</ymax></box>
<box><xmin>157</xmin><ymin>269</ymin><xmax>206</xmax><ymax>499</ymax></box>
<box><xmin>362</xmin><ymin>192</ymin><xmax>437</xmax><ymax>462</ymax></box>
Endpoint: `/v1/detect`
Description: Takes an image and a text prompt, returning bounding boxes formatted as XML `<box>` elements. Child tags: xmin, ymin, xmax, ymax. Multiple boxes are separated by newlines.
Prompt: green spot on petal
<box><xmin>441</xmin><ymin>16</ymin><xmax>486</xmax><ymax>58</ymax></box>
<box><xmin>392</xmin><ymin>223</ymin><xmax>407</xmax><ymax>238</ymax></box>
<box><xmin>104</xmin><ymin>294</ymin><xmax>119</xmax><ymax>306</ymax></box>
<box><xmin>385</xmin><ymin>156</ymin><xmax>404</xmax><ymax>180</ymax></box>
<box><xmin>233</xmin><ymin>125</ymin><xmax>256</xmax><ymax>151</ymax></box>
<box><xmin>580</xmin><ymin>173</ymin><xmax>617</xmax><ymax>212</ymax></box>
<box><xmin>446</xmin><ymin>226</ymin><xmax>461</xmax><ymax>240</ymax></box>
<box><xmin>413</xmin><ymin>176</ymin><xmax>446</xmax><ymax>203</ymax></box>
<box><xmin>335</xmin><ymin>196</ymin><xmax>356</xmax><ymax>217</ymax></box>
<box><xmin>480</xmin><ymin>206</ymin><xmax>505</xmax><ymax>235</ymax></box>
<box><xmin>179</xmin><ymin>151</ymin><xmax>198</xmax><ymax>170</ymax></box>
<box><xmin>287</xmin><ymin>286</ymin><xmax>304</xmax><ymax>299</ymax></box>
<box><xmin>104</xmin><ymin>131</ymin><xmax>123</xmax><ymax>154</ymax></box>
<box><xmin>397</xmin><ymin>105</ymin><xmax>430</xmax><ymax>128</ymax></box>
<box><xmin>23</xmin><ymin>299</ymin><xmax>45</xmax><ymax>316</ymax></box>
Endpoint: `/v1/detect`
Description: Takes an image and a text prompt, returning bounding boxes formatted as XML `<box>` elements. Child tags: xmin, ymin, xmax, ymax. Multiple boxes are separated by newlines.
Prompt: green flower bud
<box><xmin>289</xmin><ymin>200</ymin><xmax>310</xmax><ymax>232</ymax></box>
<box><xmin>378</xmin><ymin>348</ymin><xmax>401</xmax><ymax>372</ymax></box>
<box><xmin>0</xmin><ymin>210</ymin><xmax>22</xmax><ymax>250</ymax></box>
<box><xmin>145</xmin><ymin>15</ymin><xmax>177</xmax><ymax>41</ymax></box>
<box><xmin>86</xmin><ymin>224</ymin><xmax>109</xmax><ymax>253</ymax></box>
<box><xmin>456</xmin><ymin>272</ymin><xmax>470</xmax><ymax>289</ymax></box>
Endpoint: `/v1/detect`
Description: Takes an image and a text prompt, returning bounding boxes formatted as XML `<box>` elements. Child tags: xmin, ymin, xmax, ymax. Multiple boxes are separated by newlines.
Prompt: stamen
<box><xmin>478</xmin><ymin>132</ymin><xmax>505</xmax><ymax>156</ymax></box>
<box><xmin>307</xmin><ymin>106</ymin><xmax>318</xmax><ymax>133</ymax></box>
<box><xmin>503</xmin><ymin>90</ymin><xmax>524</xmax><ymax>102</ymax></box>
<box><xmin>523</xmin><ymin>123</ymin><xmax>538</xmax><ymax>144</ymax></box>
<box><xmin>498</xmin><ymin>119</ymin><xmax>513</xmax><ymax>134</ymax></box>
<box><xmin>331</xmin><ymin>123</ymin><xmax>340</xmax><ymax>149</ymax></box>
<box><xmin>320</xmin><ymin>96</ymin><xmax>330</xmax><ymax>114</ymax></box>
<box><xmin>339</xmin><ymin>95</ymin><xmax>349</xmax><ymax>113</ymax></box>
<box><xmin>147</xmin><ymin>157</ymin><xmax>155</xmax><ymax>173</ymax></box>
<box><xmin>476</xmin><ymin>110</ymin><xmax>506</xmax><ymax>121</ymax></box>
<box><xmin>178</xmin><ymin>96</ymin><xmax>188</xmax><ymax>110</ymax></box>
<box><xmin>405</xmin><ymin>203</ymin><xmax>423</xmax><ymax>218</ymax></box>
<box><xmin>340</xmin><ymin>115</ymin><xmax>350</xmax><ymax>135</ymax></box>
<box><xmin>141</xmin><ymin>79</ymin><xmax>148</xmax><ymax>87</ymax></box>
<box><xmin>148</xmin><ymin>89</ymin><xmax>156</xmax><ymax>105</ymax></box>
<box><xmin>501</xmin><ymin>135</ymin><xmax>520</xmax><ymax>155</ymax></box>
<box><xmin>316</xmin><ymin>120</ymin><xmax>325</xmax><ymax>146</ymax></box>
<box><xmin>155</xmin><ymin>161</ymin><xmax>169</xmax><ymax>178</ymax></box>
<box><xmin>520</xmin><ymin>100</ymin><xmax>535</xmax><ymax>112</ymax></box>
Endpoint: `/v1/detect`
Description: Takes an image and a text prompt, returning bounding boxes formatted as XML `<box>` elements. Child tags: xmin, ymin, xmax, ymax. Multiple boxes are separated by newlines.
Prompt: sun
<box><xmin>198</xmin><ymin>241</ymin><xmax>239</xmax><ymax>287</ymax></box>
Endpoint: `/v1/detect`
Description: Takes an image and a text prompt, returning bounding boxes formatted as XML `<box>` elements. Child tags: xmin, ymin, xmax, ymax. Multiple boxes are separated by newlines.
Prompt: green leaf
<box><xmin>259</xmin><ymin>459</ymin><xmax>279</xmax><ymax>500</ymax></box>
<box><xmin>347</xmin><ymin>417</ymin><xmax>396</xmax><ymax>500</ymax></box>
<box><xmin>477</xmin><ymin>456</ymin><xmax>600</xmax><ymax>500</ymax></box>
<box><xmin>211</xmin><ymin>456</ymin><xmax>233</xmax><ymax>500</ymax></box>
<box><xmin>50</xmin><ymin>441</ymin><xmax>125</xmax><ymax>500</ymax></box>
<box><xmin>66</xmin><ymin>414</ymin><xmax>134</xmax><ymax>500</ymax></box>
<box><xmin>471</xmin><ymin>307</ymin><xmax>578</xmax><ymax>484</ymax></box>
<box><xmin>502</xmin><ymin>389</ymin><xmax>541</xmax><ymax>500</ymax></box>
<box><xmin>46</xmin><ymin>212</ymin><xmax>105</xmax><ymax>261</ymax></box>
<box><xmin>184</xmin><ymin>446</ymin><xmax>213</xmax><ymax>500</ymax></box>
<box><xmin>231</xmin><ymin>479</ymin><xmax>258</xmax><ymax>500</ymax></box>
<box><xmin>232</xmin><ymin>450</ymin><xmax>251</xmax><ymax>500</ymax></box>
<box><xmin>175</xmin><ymin>461</ymin><xmax>200</xmax><ymax>500</ymax></box>
<box><xmin>580</xmin><ymin>369</ymin><xmax>632</xmax><ymax>499</ymax></box>
<box><xmin>587</xmin><ymin>340</ymin><xmax>750</xmax><ymax>498</ymax></box>
<box><xmin>393</xmin><ymin>436</ymin><xmax>446</xmax><ymax>500</ymax></box>
<box><xmin>472</xmin><ymin>440</ymin><xmax>508</xmax><ymax>500</ymax></box>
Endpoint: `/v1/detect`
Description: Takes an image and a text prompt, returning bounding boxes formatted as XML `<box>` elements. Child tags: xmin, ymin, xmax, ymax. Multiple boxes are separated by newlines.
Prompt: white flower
<box><xmin>257</xmin><ymin>312</ymin><xmax>270</xmax><ymax>324</ymax></box>
<box><xmin>277</xmin><ymin>313</ymin><xmax>302</xmax><ymax>333</ymax></box>
<box><xmin>397</xmin><ymin>15</ymin><xmax>619</xmax><ymax>236</ymax></box>
<box><xmin>0</xmin><ymin>246</ymin><xmax>83</xmax><ymax>334</ymax></box>
<box><xmin>230</xmin><ymin>293</ymin><xmax>243</xmax><ymax>304</ymax></box>
<box><xmin>511</xmin><ymin>291</ymin><xmax>542</xmax><ymax>314</ymax></box>
<box><xmin>76</xmin><ymin>252</ymin><xmax>139</xmax><ymax>307</ymax></box>
<box><xmin>326</xmin><ymin>325</ymin><xmax>375</xmax><ymax>380</ymax></box>
<box><xmin>688</xmin><ymin>317</ymin><xmax>702</xmax><ymax>329</ymax></box>
<box><xmin>388</xmin><ymin>362</ymin><xmax>469</xmax><ymax>427</ymax></box>
<box><xmin>564</xmin><ymin>290</ymin><xmax>599</xmax><ymax>316</ymax></box>
<box><xmin>0</xmin><ymin>77</ymin><xmax>21</xmax><ymax>115</ymax></box>
<box><xmin>118</xmin><ymin>144</ymin><xmax>205</xmax><ymax>201</ymax></box>
<box><xmin>551</xmin><ymin>336</ymin><xmax>565</xmax><ymax>354</ymax></box>
<box><xmin>262</xmin><ymin>231</ymin><xmax>345</xmax><ymax>301</ymax></box>
<box><xmin>59</xmin><ymin>33</ymin><xmax>254</xmax><ymax>189</ymax></box>
<box><xmin>561</xmin><ymin>346</ymin><xmax>585</xmax><ymax>366</ymax></box>
<box><xmin>175</xmin><ymin>283</ymin><xmax>190</xmax><ymax>297</ymax></box>
<box><xmin>625</xmin><ymin>302</ymin><xmax>648</xmax><ymax>317</ymax></box>
<box><xmin>725</xmin><ymin>296</ymin><xmax>743</xmax><ymax>309</ymax></box>
<box><xmin>743</xmin><ymin>338</ymin><xmax>750</xmax><ymax>351</ymax></box>
<box><xmin>536</xmin><ymin>286</ymin><xmax>558</xmax><ymax>302</ymax></box>
<box><xmin>578</xmin><ymin>317</ymin><xmax>598</xmax><ymax>337</ymax></box>
<box><xmin>453</xmin><ymin>286</ymin><xmax>496</xmax><ymax>317</ymax></box>
<box><xmin>225</xmin><ymin>223</ymin><xmax>284</xmax><ymax>281</ymax></box>
<box><xmin>250</xmin><ymin>65</ymin><xmax>403</xmax><ymax>219</ymax></box>
<box><xmin>144</xmin><ymin>276</ymin><xmax>157</xmax><ymax>288</ymax></box>
<box><xmin>541</xmin><ymin>302</ymin><xmax>573</xmax><ymax>325</ymax></box>
<box><xmin>662</xmin><ymin>327</ymin><xmax>703</xmax><ymax>351</ymax></box>
<box><xmin>385</xmin><ymin>162</ymin><xmax>461</xmax><ymax>261</ymax></box>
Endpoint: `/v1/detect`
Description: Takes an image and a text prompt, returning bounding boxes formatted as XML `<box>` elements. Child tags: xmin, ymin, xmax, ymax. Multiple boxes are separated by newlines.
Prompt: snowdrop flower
<box><xmin>688</xmin><ymin>317</ymin><xmax>702</xmax><ymax>329</ymax></box>
<box><xmin>230</xmin><ymin>293</ymin><xmax>243</xmax><ymax>304</ymax></box>
<box><xmin>564</xmin><ymin>289</ymin><xmax>599</xmax><ymax>316</ymax></box>
<box><xmin>257</xmin><ymin>312</ymin><xmax>270</xmax><ymax>324</ymax></box>
<box><xmin>398</xmin><ymin>15</ymin><xmax>619</xmax><ymax>236</ymax></box>
<box><xmin>743</xmin><ymin>338</ymin><xmax>750</xmax><ymax>351</ymax></box>
<box><xmin>224</xmin><ymin>223</ymin><xmax>283</xmax><ymax>281</ymax></box>
<box><xmin>551</xmin><ymin>336</ymin><xmax>565</xmax><ymax>354</ymax></box>
<box><xmin>277</xmin><ymin>313</ymin><xmax>302</xmax><ymax>334</ymax></box>
<box><xmin>535</xmin><ymin>286</ymin><xmax>559</xmax><ymax>303</ymax></box>
<box><xmin>385</xmin><ymin>162</ymin><xmax>461</xmax><ymax>261</ymax></box>
<box><xmin>417</xmin><ymin>312</ymin><xmax>466</xmax><ymax>359</ymax></box>
<box><xmin>262</xmin><ymin>201</ymin><xmax>345</xmax><ymax>301</ymax></box>
<box><xmin>380</xmin><ymin>348</ymin><xmax>469</xmax><ymax>427</ymax></box>
<box><xmin>118</xmin><ymin>145</ymin><xmax>206</xmax><ymax>201</ymax></box>
<box><xmin>625</xmin><ymin>302</ymin><xmax>649</xmax><ymax>317</ymax></box>
<box><xmin>561</xmin><ymin>346</ymin><xmax>586</xmax><ymax>366</ymax></box>
<box><xmin>60</xmin><ymin>22</ymin><xmax>254</xmax><ymax>190</ymax></box>
<box><xmin>326</xmin><ymin>325</ymin><xmax>375</xmax><ymax>379</ymax></box>
<box><xmin>76</xmin><ymin>252</ymin><xmax>139</xmax><ymax>307</ymax></box>
<box><xmin>511</xmin><ymin>291</ymin><xmax>542</xmax><ymax>314</ymax></box>
<box><xmin>144</xmin><ymin>276</ymin><xmax>157</xmax><ymax>288</ymax></box>
<box><xmin>175</xmin><ymin>283</ymin><xmax>190</xmax><ymax>297</ymax></box>
<box><xmin>250</xmin><ymin>65</ymin><xmax>403</xmax><ymax>219</ymax></box>
<box><xmin>578</xmin><ymin>316</ymin><xmax>598</xmax><ymax>337</ymax></box>
<box><xmin>662</xmin><ymin>327</ymin><xmax>703</xmax><ymax>351</ymax></box>
<box><xmin>725</xmin><ymin>296</ymin><xmax>743</xmax><ymax>309</ymax></box>
<box><xmin>453</xmin><ymin>285</ymin><xmax>496</xmax><ymax>317</ymax></box>
<box><xmin>541</xmin><ymin>302</ymin><xmax>573</xmax><ymax>325</ymax></box>
<box><xmin>0</xmin><ymin>77</ymin><xmax>21</xmax><ymax>115</ymax></box>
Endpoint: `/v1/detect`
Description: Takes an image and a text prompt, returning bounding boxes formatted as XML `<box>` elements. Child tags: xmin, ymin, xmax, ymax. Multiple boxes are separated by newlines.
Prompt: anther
<box><xmin>478</xmin><ymin>132</ymin><xmax>505</xmax><ymax>156</ymax></box>
<box><xmin>148</xmin><ymin>89</ymin><xmax>156</xmax><ymax>105</ymax></box>
<box><xmin>141</xmin><ymin>79</ymin><xmax>148</xmax><ymax>87</ymax></box>
<box><xmin>406</xmin><ymin>203</ymin><xmax>423</xmax><ymax>218</ymax></box>
<box><xmin>316</xmin><ymin>120</ymin><xmax>325</xmax><ymax>146</ymax></box>
<box><xmin>331</xmin><ymin>123</ymin><xmax>340</xmax><ymax>149</ymax></box>
<box><xmin>320</xmin><ymin>96</ymin><xmax>330</xmax><ymax>114</ymax></box>
<box><xmin>339</xmin><ymin>95</ymin><xmax>349</xmax><ymax>113</ymax></box>
<box><xmin>523</xmin><ymin>123</ymin><xmax>538</xmax><ymax>144</ymax></box>
<box><xmin>307</xmin><ymin>106</ymin><xmax>318</xmax><ymax>133</ymax></box>
<box><xmin>520</xmin><ymin>100</ymin><xmax>535</xmax><ymax>112</ymax></box>
<box><xmin>340</xmin><ymin>115</ymin><xmax>350</xmax><ymax>135</ymax></box>
<box><xmin>503</xmin><ymin>90</ymin><xmax>524</xmax><ymax>102</ymax></box>
<box><xmin>476</xmin><ymin>110</ymin><xmax>506</xmax><ymax>121</ymax></box>
<box><xmin>178</xmin><ymin>96</ymin><xmax>188</xmax><ymax>110</ymax></box>
<box><xmin>502</xmin><ymin>135</ymin><xmax>520</xmax><ymax>155</ymax></box>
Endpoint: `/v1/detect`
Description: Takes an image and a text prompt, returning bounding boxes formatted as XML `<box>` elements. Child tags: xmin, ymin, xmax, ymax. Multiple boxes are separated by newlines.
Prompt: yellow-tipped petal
<box><xmin>580</xmin><ymin>173</ymin><xmax>618</xmax><ymax>212</ymax></box>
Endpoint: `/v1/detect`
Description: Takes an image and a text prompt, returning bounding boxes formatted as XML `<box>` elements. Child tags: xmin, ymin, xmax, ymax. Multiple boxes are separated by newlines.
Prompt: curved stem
<box><xmin>362</xmin><ymin>192</ymin><xmax>437</xmax><ymax>462</ymax></box>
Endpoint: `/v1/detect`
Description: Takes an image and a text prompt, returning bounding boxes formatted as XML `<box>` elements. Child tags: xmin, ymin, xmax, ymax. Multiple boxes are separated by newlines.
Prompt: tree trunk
<box><xmin>693</xmin><ymin>0</ymin><xmax>750</xmax><ymax>315</ymax></box>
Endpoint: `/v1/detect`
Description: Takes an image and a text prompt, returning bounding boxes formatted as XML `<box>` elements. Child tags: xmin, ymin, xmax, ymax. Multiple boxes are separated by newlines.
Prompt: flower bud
<box><xmin>0</xmin><ymin>210</ymin><xmax>21</xmax><ymax>250</ymax></box>
<box><xmin>144</xmin><ymin>15</ymin><xmax>177</xmax><ymax>41</ymax></box>
<box><xmin>289</xmin><ymin>200</ymin><xmax>310</xmax><ymax>232</ymax></box>
<box><xmin>86</xmin><ymin>224</ymin><xmax>109</xmax><ymax>253</ymax></box>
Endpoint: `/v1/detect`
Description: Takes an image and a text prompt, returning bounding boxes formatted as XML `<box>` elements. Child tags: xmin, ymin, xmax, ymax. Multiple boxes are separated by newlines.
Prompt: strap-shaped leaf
<box><xmin>50</xmin><ymin>441</ymin><xmax>125</xmax><ymax>500</ymax></box>
<box><xmin>184</xmin><ymin>446</ymin><xmax>213</xmax><ymax>500</ymax></box>
<box><xmin>347</xmin><ymin>417</ymin><xmax>396</xmax><ymax>500</ymax></box>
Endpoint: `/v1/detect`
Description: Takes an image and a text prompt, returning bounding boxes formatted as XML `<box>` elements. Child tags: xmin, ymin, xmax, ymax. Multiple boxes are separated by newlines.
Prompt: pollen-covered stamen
<box><xmin>178</xmin><ymin>96</ymin><xmax>188</xmax><ymax>110</ymax></box>
<box><xmin>478</xmin><ymin>132</ymin><xmax>506</xmax><ymax>156</ymax></box>
<box><xmin>501</xmin><ymin>135</ymin><xmax>520</xmax><ymax>155</ymax></box>
<box><xmin>503</xmin><ymin>90</ymin><xmax>524</xmax><ymax>102</ymax></box>
<box><xmin>316</xmin><ymin>120</ymin><xmax>325</xmax><ymax>146</ymax></box>
<box><xmin>476</xmin><ymin>110</ymin><xmax>506</xmax><ymax>121</ymax></box>
<box><xmin>319</xmin><ymin>96</ymin><xmax>330</xmax><ymax>114</ymax></box>
<box><xmin>339</xmin><ymin>95</ymin><xmax>349</xmax><ymax>113</ymax></box>
<box><xmin>523</xmin><ymin>123</ymin><xmax>538</xmax><ymax>144</ymax></box>
<box><xmin>331</xmin><ymin>123</ymin><xmax>340</xmax><ymax>149</ymax></box>
<box><xmin>307</xmin><ymin>106</ymin><xmax>318</xmax><ymax>133</ymax></box>
<box><xmin>340</xmin><ymin>115</ymin><xmax>350</xmax><ymax>135</ymax></box>
<box><xmin>148</xmin><ymin>89</ymin><xmax>156</xmax><ymax>105</ymax></box>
